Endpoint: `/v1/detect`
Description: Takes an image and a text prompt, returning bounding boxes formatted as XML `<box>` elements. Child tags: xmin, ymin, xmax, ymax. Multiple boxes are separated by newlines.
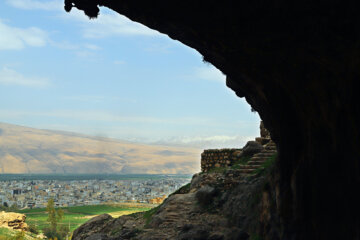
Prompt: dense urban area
<box><xmin>0</xmin><ymin>176</ymin><xmax>191</xmax><ymax>209</ymax></box>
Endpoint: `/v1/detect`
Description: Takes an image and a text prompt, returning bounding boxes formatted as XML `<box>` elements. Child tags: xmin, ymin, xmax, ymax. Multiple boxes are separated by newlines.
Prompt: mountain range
<box><xmin>0</xmin><ymin>122</ymin><xmax>201</xmax><ymax>174</ymax></box>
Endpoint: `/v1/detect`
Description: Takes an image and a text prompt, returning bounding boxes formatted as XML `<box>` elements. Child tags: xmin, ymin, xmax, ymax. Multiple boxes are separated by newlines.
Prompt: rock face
<box><xmin>65</xmin><ymin>1</ymin><xmax>360</xmax><ymax>239</ymax></box>
<box><xmin>72</xmin><ymin>163</ymin><xmax>276</xmax><ymax>240</ymax></box>
<box><xmin>0</xmin><ymin>211</ymin><xmax>28</xmax><ymax>231</ymax></box>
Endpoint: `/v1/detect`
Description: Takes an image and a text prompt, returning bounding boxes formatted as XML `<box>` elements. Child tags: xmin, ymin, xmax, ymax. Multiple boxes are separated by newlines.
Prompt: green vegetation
<box><xmin>0</xmin><ymin>228</ymin><xmax>13</xmax><ymax>239</ymax></box>
<box><xmin>207</xmin><ymin>166</ymin><xmax>227</xmax><ymax>173</ymax></box>
<box><xmin>250</xmin><ymin>234</ymin><xmax>262</xmax><ymax>240</ymax></box>
<box><xmin>16</xmin><ymin>204</ymin><xmax>152</xmax><ymax>234</ymax></box>
<box><xmin>253</xmin><ymin>154</ymin><xmax>277</xmax><ymax>175</ymax></box>
<box><xmin>169</xmin><ymin>183</ymin><xmax>191</xmax><ymax>196</ymax></box>
<box><xmin>231</xmin><ymin>155</ymin><xmax>252</xmax><ymax>168</ymax></box>
<box><xmin>0</xmin><ymin>228</ymin><xmax>37</xmax><ymax>240</ymax></box>
<box><xmin>143</xmin><ymin>205</ymin><xmax>161</xmax><ymax>226</ymax></box>
<box><xmin>42</xmin><ymin>198</ymin><xmax>68</xmax><ymax>240</ymax></box>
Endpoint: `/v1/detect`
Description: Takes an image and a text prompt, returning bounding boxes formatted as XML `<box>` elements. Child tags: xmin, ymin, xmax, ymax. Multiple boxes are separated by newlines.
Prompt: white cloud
<box><xmin>63</xmin><ymin>10</ymin><xmax>162</xmax><ymax>38</ymax></box>
<box><xmin>84</xmin><ymin>43</ymin><xmax>100</xmax><ymax>50</ymax></box>
<box><xmin>5</xmin><ymin>0</ymin><xmax>62</xmax><ymax>11</ymax></box>
<box><xmin>0</xmin><ymin>19</ymin><xmax>47</xmax><ymax>50</ymax></box>
<box><xmin>0</xmin><ymin>67</ymin><xmax>50</xmax><ymax>87</ymax></box>
<box><xmin>50</xmin><ymin>40</ymin><xmax>79</xmax><ymax>50</ymax></box>
<box><xmin>0</xmin><ymin>109</ymin><xmax>215</xmax><ymax>127</ymax></box>
<box><xmin>194</xmin><ymin>65</ymin><xmax>226</xmax><ymax>82</ymax></box>
<box><xmin>153</xmin><ymin>135</ymin><xmax>254</xmax><ymax>149</ymax></box>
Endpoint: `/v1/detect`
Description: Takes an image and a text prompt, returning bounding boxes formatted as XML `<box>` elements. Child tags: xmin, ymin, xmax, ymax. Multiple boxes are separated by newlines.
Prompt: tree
<box><xmin>45</xmin><ymin>198</ymin><xmax>68</xmax><ymax>240</ymax></box>
<box><xmin>28</xmin><ymin>223</ymin><xmax>39</xmax><ymax>234</ymax></box>
<box><xmin>46</xmin><ymin>198</ymin><xmax>63</xmax><ymax>232</ymax></box>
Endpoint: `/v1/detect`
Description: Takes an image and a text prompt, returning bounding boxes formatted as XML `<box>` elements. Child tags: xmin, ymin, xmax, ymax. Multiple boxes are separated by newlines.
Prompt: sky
<box><xmin>0</xmin><ymin>0</ymin><xmax>260</xmax><ymax>149</ymax></box>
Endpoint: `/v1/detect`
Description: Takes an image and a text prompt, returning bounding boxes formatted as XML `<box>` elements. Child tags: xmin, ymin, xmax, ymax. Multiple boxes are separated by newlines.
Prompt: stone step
<box><xmin>265</xmin><ymin>145</ymin><xmax>276</xmax><ymax>148</ymax></box>
<box><xmin>248</xmin><ymin>160</ymin><xmax>266</xmax><ymax>165</ymax></box>
<box><xmin>237</xmin><ymin>164</ymin><xmax>262</xmax><ymax>169</ymax></box>
<box><xmin>237</xmin><ymin>169</ymin><xmax>256</xmax><ymax>174</ymax></box>
<box><xmin>250</xmin><ymin>157</ymin><xmax>268</xmax><ymax>161</ymax></box>
<box><xmin>253</xmin><ymin>152</ymin><xmax>275</xmax><ymax>157</ymax></box>
<box><xmin>264</xmin><ymin>148</ymin><xmax>277</xmax><ymax>152</ymax></box>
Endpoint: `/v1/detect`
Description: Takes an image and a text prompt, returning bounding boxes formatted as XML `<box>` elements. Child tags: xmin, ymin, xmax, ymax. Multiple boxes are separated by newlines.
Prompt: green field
<box><xmin>0</xmin><ymin>227</ymin><xmax>37</xmax><ymax>240</ymax></box>
<box><xmin>16</xmin><ymin>203</ymin><xmax>154</xmax><ymax>233</ymax></box>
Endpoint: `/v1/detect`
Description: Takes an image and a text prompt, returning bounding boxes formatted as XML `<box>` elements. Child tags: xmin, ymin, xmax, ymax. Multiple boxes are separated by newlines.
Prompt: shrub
<box><xmin>9</xmin><ymin>231</ymin><xmax>25</xmax><ymax>240</ymax></box>
<box><xmin>28</xmin><ymin>223</ymin><xmax>39</xmax><ymax>234</ymax></box>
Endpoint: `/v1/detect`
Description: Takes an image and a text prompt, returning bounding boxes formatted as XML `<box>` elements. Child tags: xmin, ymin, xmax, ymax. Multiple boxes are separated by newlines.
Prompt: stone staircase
<box><xmin>236</xmin><ymin>141</ymin><xmax>277</xmax><ymax>174</ymax></box>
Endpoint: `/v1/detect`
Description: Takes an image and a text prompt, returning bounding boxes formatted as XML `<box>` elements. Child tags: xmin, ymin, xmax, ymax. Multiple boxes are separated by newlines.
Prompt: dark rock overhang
<box><xmin>64</xmin><ymin>1</ymin><xmax>360</xmax><ymax>239</ymax></box>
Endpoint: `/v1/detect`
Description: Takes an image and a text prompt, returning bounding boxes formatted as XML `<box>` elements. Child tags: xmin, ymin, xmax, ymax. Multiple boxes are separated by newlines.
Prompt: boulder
<box><xmin>241</xmin><ymin>141</ymin><xmax>263</xmax><ymax>157</ymax></box>
<box><xmin>195</xmin><ymin>185</ymin><xmax>217</xmax><ymax>206</ymax></box>
<box><xmin>0</xmin><ymin>211</ymin><xmax>28</xmax><ymax>231</ymax></box>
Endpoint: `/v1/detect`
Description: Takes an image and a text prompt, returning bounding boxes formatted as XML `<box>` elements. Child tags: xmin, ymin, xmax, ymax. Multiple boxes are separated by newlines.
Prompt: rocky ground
<box><xmin>72</xmin><ymin>145</ymin><xmax>277</xmax><ymax>240</ymax></box>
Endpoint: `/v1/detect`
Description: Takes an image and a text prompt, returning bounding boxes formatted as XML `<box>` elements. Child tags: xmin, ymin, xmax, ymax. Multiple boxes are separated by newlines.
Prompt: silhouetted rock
<box><xmin>195</xmin><ymin>185</ymin><xmax>217</xmax><ymax>206</ymax></box>
<box><xmin>66</xmin><ymin>1</ymin><xmax>360</xmax><ymax>239</ymax></box>
<box><xmin>241</xmin><ymin>141</ymin><xmax>263</xmax><ymax>157</ymax></box>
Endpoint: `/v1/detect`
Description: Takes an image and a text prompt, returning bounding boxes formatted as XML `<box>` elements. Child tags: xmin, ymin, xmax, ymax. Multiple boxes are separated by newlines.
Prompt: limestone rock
<box><xmin>0</xmin><ymin>211</ymin><xmax>28</xmax><ymax>231</ymax></box>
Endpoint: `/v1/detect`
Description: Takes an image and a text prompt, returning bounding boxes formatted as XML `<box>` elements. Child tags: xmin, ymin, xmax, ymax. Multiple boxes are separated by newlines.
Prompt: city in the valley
<box><xmin>0</xmin><ymin>175</ymin><xmax>191</xmax><ymax>209</ymax></box>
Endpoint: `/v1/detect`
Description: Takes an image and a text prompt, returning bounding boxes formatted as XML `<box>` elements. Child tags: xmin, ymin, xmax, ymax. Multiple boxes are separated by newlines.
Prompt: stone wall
<box><xmin>201</xmin><ymin>149</ymin><xmax>242</xmax><ymax>172</ymax></box>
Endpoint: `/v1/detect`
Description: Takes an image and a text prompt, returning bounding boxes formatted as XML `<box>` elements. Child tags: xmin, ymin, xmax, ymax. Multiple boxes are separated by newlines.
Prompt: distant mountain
<box><xmin>0</xmin><ymin>122</ymin><xmax>201</xmax><ymax>174</ymax></box>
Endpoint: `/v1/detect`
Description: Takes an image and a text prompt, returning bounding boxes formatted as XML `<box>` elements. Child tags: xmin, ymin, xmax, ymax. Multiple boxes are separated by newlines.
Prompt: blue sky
<box><xmin>0</xmin><ymin>0</ymin><xmax>260</xmax><ymax>148</ymax></box>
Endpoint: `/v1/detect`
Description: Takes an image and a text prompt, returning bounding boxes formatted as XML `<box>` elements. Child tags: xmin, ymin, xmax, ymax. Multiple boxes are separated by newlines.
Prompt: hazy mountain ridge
<box><xmin>0</xmin><ymin>122</ymin><xmax>201</xmax><ymax>174</ymax></box>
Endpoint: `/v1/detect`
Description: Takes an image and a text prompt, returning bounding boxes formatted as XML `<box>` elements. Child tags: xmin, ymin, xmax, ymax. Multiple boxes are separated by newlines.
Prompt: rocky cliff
<box><xmin>72</xmin><ymin>135</ymin><xmax>278</xmax><ymax>240</ymax></box>
<box><xmin>72</xmin><ymin>156</ymin><xmax>277</xmax><ymax>240</ymax></box>
<box><xmin>64</xmin><ymin>1</ymin><xmax>360</xmax><ymax>239</ymax></box>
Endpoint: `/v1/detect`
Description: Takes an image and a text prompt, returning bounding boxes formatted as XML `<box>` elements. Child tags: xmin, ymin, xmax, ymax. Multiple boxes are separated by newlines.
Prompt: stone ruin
<box><xmin>201</xmin><ymin>121</ymin><xmax>273</xmax><ymax>172</ymax></box>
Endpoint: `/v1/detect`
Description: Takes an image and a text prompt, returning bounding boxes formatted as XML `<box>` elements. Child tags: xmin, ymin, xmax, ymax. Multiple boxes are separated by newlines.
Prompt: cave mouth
<box><xmin>63</xmin><ymin>1</ymin><xmax>360</xmax><ymax>240</ymax></box>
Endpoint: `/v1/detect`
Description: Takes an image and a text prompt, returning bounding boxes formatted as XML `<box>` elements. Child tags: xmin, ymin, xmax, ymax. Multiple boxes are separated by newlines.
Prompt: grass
<box><xmin>0</xmin><ymin>228</ymin><xmax>13</xmax><ymax>238</ymax></box>
<box><xmin>169</xmin><ymin>183</ymin><xmax>191</xmax><ymax>196</ymax></box>
<box><xmin>207</xmin><ymin>166</ymin><xmax>227</xmax><ymax>173</ymax></box>
<box><xmin>143</xmin><ymin>205</ymin><xmax>161</xmax><ymax>227</ymax></box>
<box><xmin>0</xmin><ymin>227</ymin><xmax>37</xmax><ymax>240</ymax></box>
<box><xmin>230</xmin><ymin>156</ymin><xmax>252</xmax><ymax>170</ymax></box>
<box><xmin>253</xmin><ymin>153</ymin><xmax>277</xmax><ymax>175</ymax></box>
<box><xmin>16</xmin><ymin>203</ymin><xmax>153</xmax><ymax>233</ymax></box>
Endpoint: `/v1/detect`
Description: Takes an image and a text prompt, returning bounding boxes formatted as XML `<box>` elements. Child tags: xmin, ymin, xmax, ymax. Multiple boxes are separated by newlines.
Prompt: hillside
<box><xmin>0</xmin><ymin>122</ymin><xmax>201</xmax><ymax>174</ymax></box>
